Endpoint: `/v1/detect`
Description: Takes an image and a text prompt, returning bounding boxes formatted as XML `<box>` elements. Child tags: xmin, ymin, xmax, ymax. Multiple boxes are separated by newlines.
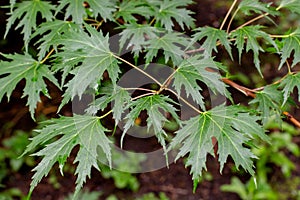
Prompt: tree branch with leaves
<box><xmin>1</xmin><ymin>0</ymin><xmax>300</xmax><ymax>199</ymax></box>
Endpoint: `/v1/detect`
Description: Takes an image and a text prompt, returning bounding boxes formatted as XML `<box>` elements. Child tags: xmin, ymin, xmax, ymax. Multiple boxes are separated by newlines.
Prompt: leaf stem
<box><xmin>98</xmin><ymin>110</ymin><xmax>113</xmax><ymax>119</ymax></box>
<box><xmin>269</xmin><ymin>34</ymin><xmax>290</xmax><ymax>38</ymax></box>
<box><xmin>124</xmin><ymin>87</ymin><xmax>157</xmax><ymax>93</ymax></box>
<box><xmin>220</xmin><ymin>0</ymin><xmax>238</xmax><ymax>30</ymax></box>
<box><xmin>226</xmin><ymin>8</ymin><xmax>239</xmax><ymax>33</ymax></box>
<box><xmin>40</xmin><ymin>48</ymin><xmax>55</xmax><ymax>64</ymax></box>
<box><xmin>234</xmin><ymin>12</ymin><xmax>269</xmax><ymax>31</ymax></box>
<box><xmin>166</xmin><ymin>88</ymin><xmax>202</xmax><ymax>114</ymax></box>
<box><xmin>159</xmin><ymin>68</ymin><xmax>178</xmax><ymax>92</ymax></box>
<box><xmin>112</xmin><ymin>54</ymin><xmax>163</xmax><ymax>86</ymax></box>
<box><xmin>286</xmin><ymin>60</ymin><xmax>292</xmax><ymax>74</ymax></box>
<box><xmin>232</xmin><ymin>3</ymin><xmax>283</xmax><ymax>32</ymax></box>
<box><xmin>96</xmin><ymin>19</ymin><xmax>104</xmax><ymax>30</ymax></box>
<box><xmin>222</xmin><ymin>77</ymin><xmax>300</xmax><ymax>128</ymax></box>
<box><xmin>149</xmin><ymin>17</ymin><xmax>156</xmax><ymax>26</ymax></box>
<box><xmin>131</xmin><ymin>92</ymin><xmax>155</xmax><ymax>101</ymax></box>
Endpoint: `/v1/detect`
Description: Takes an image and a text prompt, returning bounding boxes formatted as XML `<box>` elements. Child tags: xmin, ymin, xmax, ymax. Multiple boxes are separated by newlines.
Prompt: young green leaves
<box><xmin>5</xmin><ymin>0</ymin><xmax>55</xmax><ymax>50</ymax></box>
<box><xmin>169</xmin><ymin>105</ymin><xmax>267</xmax><ymax>186</ymax></box>
<box><xmin>24</xmin><ymin>115</ymin><xmax>112</xmax><ymax>196</ymax></box>
<box><xmin>250</xmin><ymin>85</ymin><xmax>283</xmax><ymax>125</ymax></box>
<box><xmin>191</xmin><ymin>27</ymin><xmax>232</xmax><ymax>59</ymax></box>
<box><xmin>173</xmin><ymin>56</ymin><xmax>228</xmax><ymax>111</ymax></box>
<box><xmin>54</xmin><ymin>24</ymin><xmax>120</xmax><ymax>103</ymax></box>
<box><xmin>279</xmin><ymin>73</ymin><xmax>300</xmax><ymax>105</ymax></box>
<box><xmin>230</xmin><ymin>25</ymin><xmax>276</xmax><ymax>76</ymax></box>
<box><xmin>278</xmin><ymin>28</ymin><xmax>300</xmax><ymax>69</ymax></box>
<box><xmin>0</xmin><ymin>53</ymin><xmax>59</xmax><ymax>119</ymax></box>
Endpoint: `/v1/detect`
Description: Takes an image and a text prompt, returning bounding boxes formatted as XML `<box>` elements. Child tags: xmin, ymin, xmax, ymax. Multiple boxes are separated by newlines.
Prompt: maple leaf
<box><xmin>230</xmin><ymin>25</ymin><xmax>276</xmax><ymax>76</ymax></box>
<box><xmin>53</xmin><ymin>24</ymin><xmax>120</xmax><ymax>105</ymax></box>
<box><xmin>26</xmin><ymin>115</ymin><xmax>112</xmax><ymax>195</ymax></box>
<box><xmin>191</xmin><ymin>27</ymin><xmax>232</xmax><ymax>58</ymax></box>
<box><xmin>0</xmin><ymin>53</ymin><xmax>59</xmax><ymax>119</ymax></box>
<box><xmin>56</xmin><ymin>0</ymin><xmax>115</xmax><ymax>24</ymax></box>
<box><xmin>31</xmin><ymin>20</ymin><xmax>81</xmax><ymax>61</ymax></box>
<box><xmin>173</xmin><ymin>56</ymin><xmax>228</xmax><ymax>111</ymax></box>
<box><xmin>169</xmin><ymin>105</ymin><xmax>266</xmax><ymax>185</ymax></box>
<box><xmin>250</xmin><ymin>85</ymin><xmax>283</xmax><ymax>125</ymax></box>
<box><xmin>277</xmin><ymin>0</ymin><xmax>300</xmax><ymax>15</ymax></box>
<box><xmin>122</xmin><ymin>95</ymin><xmax>180</xmax><ymax>151</ymax></box>
<box><xmin>278</xmin><ymin>28</ymin><xmax>300</xmax><ymax>69</ymax></box>
<box><xmin>279</xmin><ymin>73</ymin><xmax>300</xmax><ymax>105</ymax></box>
<box><xmin>4</xmin><ymin>0</ymin><xmax>55</xmax><ymax>50</ymax></box>
<box><xmin>145</xmin><ymin>32</ymin><xmax>190</xmax><ymax>65</ymax></box>
<box><xmin>115</xmin><ymin>0</ymin><xmax>153</xmax><ymax>23</ymax></box>
<box><xmin>147</xmin><ymin>0</ymin><xmax>195</xmax><ymax>31</ymax></box>
<box><xmin>119</xmin><ymin>23</ymin><xmax>160</xmax><ymax>57</ymax></box>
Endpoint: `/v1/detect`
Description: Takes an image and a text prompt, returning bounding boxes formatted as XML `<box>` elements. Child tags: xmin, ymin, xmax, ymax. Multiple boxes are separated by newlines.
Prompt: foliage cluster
<box><xmin>1</xmin><ymin>0</ymin><xmax>300</xmax><ymax>199</ymax></box>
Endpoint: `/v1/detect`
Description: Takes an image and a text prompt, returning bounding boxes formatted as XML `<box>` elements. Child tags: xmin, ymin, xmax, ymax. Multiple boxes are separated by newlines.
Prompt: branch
<box><xmin>222</xmin><ymin>78</ymin><xmax>300</xmax><ymax>128</ymax></box>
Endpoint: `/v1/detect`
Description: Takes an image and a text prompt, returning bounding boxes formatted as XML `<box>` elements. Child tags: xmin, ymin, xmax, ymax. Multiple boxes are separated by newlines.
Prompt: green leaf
<box><xmin>119</xmin><ymin>24</ymin><xmax>160</xmax><ymax>57</ymax></box>
<box><xmin>279</xmin><ymin>73</ymin><xmax>300</xmax><ymax>105</ymax></box>
<box><xmin>169</xmin><ymin>105</ymin><xmax>265</xmax><ymax>184</ymax></box>
<box><xmin>191</xmin><ymin>27</ymin><xmax>232</xmax><ymax>59</ymax></box>
<box><xmin>250</xmin><ymin>85</ymin><xmax>283</xmax><ymax>125</ymax></box>
<box><xmin>115</xmin><ymin>0</ymin><xmax>153</xmax><ymax>23</ymax></box>
<box><xmin>122</xmin><ymin>95</ymin><xmax>180</xmax><ymax>151</ymax></box>
<box><xmin>54</xmin><ymin>24</ymin><xmax>120</xmax><ymax>105</ymax></box>
<box><xmin>221</xmin><ymin>177</ymin><xmax>248</xmax><ymax>200</ymax></box>
<box><xmin>31</xmin><ymin>20</ymin><xmax>81</xmax><ymax>60</ymax></box>
<box><xmin>173</xmin><ymin>56</ymin><xmax>228</xmax><ymax>111</ymax></box>
<box><xmin>145</xmin><ymin>32</ymin><xmax>189</xmax><ymax>65</ymax></box>
<box><xmin>86</xmin><ymin>84</ymin><xmax>131</xmax><ymax>124</ymax></box>
<box><xmin>148</xmin><ymin>0</ymin><xmax>195</xmax><ymax>31</ymax></box>
<box><xmin>0</xmin><ymin>53</ymin><xmax>59</xmax><ymax>119</ymax></box>
<box><xmin>279</xmin><ymin>28</ymin><xmax>300</xmax><ymax>69</ymax></box>
<box><xmin>230</xmin><ymin>25</ymin><xmax>276</xmax><ymax>76</ymax></box>
<box><xmin>56</xmin><ymin>0</ymin><xmax>115</xmax><ymax>24</ymax></box>
<box><xmin>237</xmin><ymin>0</ymin><xmax>274</xmax><ymax>15</ymax></box>
<box><xmin>27</xmin><ymin>115</ymin><xmax>112</xmax><ymax>195</ymax></box>
<box><xmin>278</xmin><ymin>0</ymin><xmax>300</xmax><ymax>15</ymax></box>
<box><xmin>5</xmin><ymin>0</ymin><xmax>55</xmax><ymax>50</ymax></box>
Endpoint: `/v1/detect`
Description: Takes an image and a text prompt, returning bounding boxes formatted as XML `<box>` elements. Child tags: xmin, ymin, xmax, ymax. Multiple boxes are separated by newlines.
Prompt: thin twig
<box><xmin>124</xmin><ymin>87</ymin><xmax>157</xmax><ymax>93</ymax></box>
<box><xmin>220</xmin><ymin>0</ymin><xmax>238</xmax><ymax>30</ymax></box>
<box><xmin>40</xmin><ymin>48</ymin><xmax>55</xmax><ymax>64</ymax></box>
<box><xmin>98</xmin><ymin>110</ymin><xmax>113</xmax><ymax>119</ymax></box>
<box><xmin>222</xmin><ymin>78</ymin><xmax>300</xmax><ymax>128</ymax></box>
<box><xmin>286</xmin><ymin>60</ymin><xmax>292</xmax><ymax>74</ymax></box>
<box><xmin>112</xmin><ymin>54</ymin><xmax>163</xmax><ymax>86</ymax></box>
<box><xmin>131</xmin><ymin>92</ymin><xmax>155</xmax><ymax>101</ymax></box>
<box><xmin>222</xmin><ymin>78</ymin><xmax>256</xmax><ymax>97</ymax></box>
<box><xmin>159</xmin><ymin>68</ymin><xmax>178</xmax><ymax>93</ymax></box>
<box><xmin>234</xmin><ymin>13</ymin><xmax>269</xmax><ymax>31</ymax></box>
<box><xmin>166</xmin><ymin>88</ymin><xmax>202</xmax><ymax>114</ymax></box>
<box><xmin>149</xmin><ymin>17</ymin><xmax>156</xmax><ymax>26</ymax></box>
<box><xmin>226</xmin><ymin>8</ymin><xmax>239</xmax><ymax>33</ymax></box>
<box><xmin>283</xmin><ymin>112</ymin><xmax>300</xmax><ymax>128</ymax></box>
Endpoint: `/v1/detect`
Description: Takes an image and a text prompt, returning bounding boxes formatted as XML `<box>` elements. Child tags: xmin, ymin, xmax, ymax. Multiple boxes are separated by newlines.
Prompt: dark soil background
<box><xmin>0</xmin><ymin>0</ymin><xmax>299</xmax><ymax>200</ymax></box>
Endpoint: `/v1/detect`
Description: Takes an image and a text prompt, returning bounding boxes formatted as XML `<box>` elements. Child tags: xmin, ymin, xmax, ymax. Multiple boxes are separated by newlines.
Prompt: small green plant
<box><xmin>1</xmin><ymin>0</ymin><xmax>300</xmax><ymax>199</ymax></box>
<box><xmin>0</xmin><ymin>130</ymin><xmax>34</xmax><ymax>200</ymax></box>
<box><xmin>99</xmin><ymin>149</ymin><xmax>145</xmax><ymax>192</ymax></box>
<box><xmin>221</xmin><ymin>121</ymin><xmax>300</xmax><ymax>200</ymax></box>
